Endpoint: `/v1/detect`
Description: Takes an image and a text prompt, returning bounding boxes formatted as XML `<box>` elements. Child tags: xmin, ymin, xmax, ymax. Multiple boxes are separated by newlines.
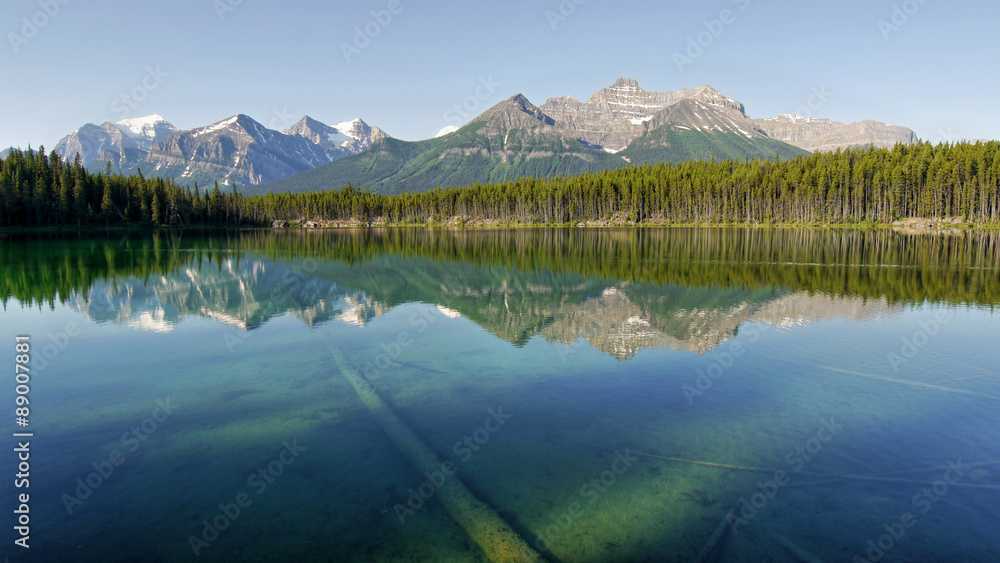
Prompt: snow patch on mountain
<box><xmin>435</xmin><ymin>125</ymin><xmax>460</xmax><ymax>138</ymax></box>
<box><xmin>193</xmin><ymin>116</ymin><xmax>241</xmax><ymax>137</ymax></box>
<box><xmin>334</xmin><ymin>118</ymin><xmax>366</xmax><ymax>140</ymax></box>
<box><xmin>325</xmin><ymin>130</ymin><xmax>350</xmax><ymax>144</ymax></box>
<box><xmin>116</xmin><ymin>114</ymin><xmax>171</xmax><ymax>138</ymax></box>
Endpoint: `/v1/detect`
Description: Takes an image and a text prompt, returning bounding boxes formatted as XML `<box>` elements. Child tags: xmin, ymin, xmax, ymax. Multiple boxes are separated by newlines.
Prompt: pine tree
<box><xmin>140</xmin><ymin>191</ymin><xmax>151</xmax><ymax>224</ymax></box>
<box><xmin>57</xmin><ymin>164</ymin><xmax>73</xmax><ymax>223</ymax></box>
<box><xmin>0</xmin><ymin>168</ymin><xmax>9</xmax><ymax>227</ymax></box>
<box><xmin>123</xmin><ymin>184</ymin><xmax>133</xmax><ymax>223</ymax></box>
<box><xmin>100</xmin><ymin>176</ymin><xmax>115</xmax><ymax>223</ymax></box>
<box><xmin>150</xmin><ymin>191</ymin><xmax>162</xmax><ymax>226</ymax></box>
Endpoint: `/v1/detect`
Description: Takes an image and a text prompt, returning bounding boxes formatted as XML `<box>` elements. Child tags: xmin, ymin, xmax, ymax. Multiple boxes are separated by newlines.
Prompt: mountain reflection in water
<box><xmin>4</xmin><ymin>228</ymin><xmax>995</xmax><ymax>358</ymax></box>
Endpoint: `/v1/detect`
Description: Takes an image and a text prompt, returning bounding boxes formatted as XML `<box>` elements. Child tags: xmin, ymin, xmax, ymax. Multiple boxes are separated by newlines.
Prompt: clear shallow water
<box><xmin>1</xmin><ymin>228</ymin><xmax>999</xmax><ymax>563</ymax></box>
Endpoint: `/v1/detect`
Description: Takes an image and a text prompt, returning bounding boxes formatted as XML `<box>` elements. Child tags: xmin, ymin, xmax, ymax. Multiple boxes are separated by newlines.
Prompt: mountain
<box><xmin>53</xmin><ymin>114</ymin><xmax>386</xmax><ymax>188</ymax></box>
<box><xmin>283</xmin><ymin>116</ymin><xmax>387</xmax><ymax>158</ymax></box>
<box><xmin>115</xmin><ymin>114</ymin><xmax>177</xmax><ymax>141</ymax></box>
<box><xmin>623</xmin><ymin>97</ymin><xmax>807</xmax><ymax>164</ymax></box>
<box><xmin>261</xmin><ymin>86</ymin><xmax>810</xmax><ymax>195</ymax></box>
<box><xmin>331</xmin><ymin>118</ymin><xmax>388</xmax><ymax>154</ymax></box>
<box><xmin>47</xmin><ymin>77</ymin><xmax>916</xmax><ymax>193</ymax></box>
<box><xmin>543</xmin><ymin>79</ymin><xmax>917</xmax><ymax>155</ymax></box>
<box><xmin>0</xmin><ymin>147</ymin><xmax>13</xmax><ymax>159</ymax></box>
<box><xmin>144</xmin><ymin>114</ymin><xmax>336</xmax><ymax>187</ymax></box>
<box><xmin>753</xmin><ymin>114</ymin><xmax>918</xmax><ymax>152</ymax></box>
<box><xmin>259</xmin><ymin>94</ymin><xmax>626</xmax><ymax>195</ymax></box>
<box><xmin>53</xmin><ymin>114</ymin><xmax>177</xmax><ymax>171</ymax></box>
<box><xmin>541</xmin><ymin>79</ymin><xmax>748</xmax><ymax>152</ymax></box>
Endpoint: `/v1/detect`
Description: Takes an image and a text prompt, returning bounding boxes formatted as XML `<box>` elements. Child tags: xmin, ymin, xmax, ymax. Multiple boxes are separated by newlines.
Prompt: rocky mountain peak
<box><xmin>147</xmin><ymin>113</ymin><xmax>333</xmax><ymax>187</ymax></box>
<box><xmin>690</xmin><ymin>86</ymin><xmax>746</xmax><ymax>115</ymax></box>
<box><xmin>753</xmin><ymin>114</ymin><xmax>918</xmax><ymax>152</ymax></box>
<box><xmin>334</xmin><ymin>117</ymin><xmax>367</xmax><ymax>132</ymax></box>
<box><xmin>609</xmin><ymin>77</ymin><xmax>642</xmax><ymax>92</ymax></box>
<box><xmin>589</xmin><ymin>77</ymin><xmax>648</xmax><ymax>110</ymax></box>
<box><xmin>191</xmin><ymin>114</ymin><xmax>265</xmax><ymax>139</ymax></box>
<box><xmin>335</xmin><ymin>118</ymin><xmax>387</xmax><ymax>152</ymax></box>
<box><xmin>644</xmin><ymin>97</ymin><xmax>766</xmax><ymax>139</ymax></box>
<box><xmin>54</xmin><ymin>108</ymin><xmax>394</xmax><ymax>189</ymax></box>
<box><xmin>285</xmin><ymin>116</ymin><xmax>336</xmax><ymax>142</ymax></box>
<box><xmin>115</xmin><ymin>114</ymin><xmax>175</xmax><ymax>139</ymax></box>
<box><xmin>285</xmin><ymin>115</ymin><xmax>385</xmax><ymax>156</ymax></box>
<box><xmin>291</xmin><ymin>115</ymin><xmax>327</xmax><ymax>130</ymax></box>
<box><xmin>540</xmin><ymin>77</ymin><xmax>752</xmax><ymax>152</ymax></box>
<box><xmin>55</xmin><ymin>119</ymin><xmax>157</xmax><ymax>172</ymax></box>
<box><xmin>478</xmin><ymin>94</ymin><xmax>556</xmax><ymax>130</ymax></box>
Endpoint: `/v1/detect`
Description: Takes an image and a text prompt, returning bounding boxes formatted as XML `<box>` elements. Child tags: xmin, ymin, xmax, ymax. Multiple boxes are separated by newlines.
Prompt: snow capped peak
<box><xmin>191</xmin><ymin>114</ymin><xmax>269</xmax><ymax>139</ymax></box>
<box><xmin>333</xmin><ymin>118</ymin><xmax>369</xmax><ymax>140</ymax></box>
<box><xmin>117</xmin><ymin>113</ymin><xmax>166</xmax><ymax>127</ymax></box>
<box><xmin>434</xmin><ymin>125</ymin><xmax>460</xmax><ymax>138</ymax></box>
<box><xmin>193</xmin><ymin>115</ymin><xmax>241</xmax><ymax>137</ymax></box>
<box><xmin>115</xmin><ymin>114</ymin><xmax>173</xmax><ymax>138</ymax></box>
<box><xmin>283</xmin><ymin>115</ymin><xmax>384</xmax><ymax>155</ymax></box>
<box><xmin>217</xmin><ymin>115</ymin><xmax>242</xmax><ymax>126</ymax></box>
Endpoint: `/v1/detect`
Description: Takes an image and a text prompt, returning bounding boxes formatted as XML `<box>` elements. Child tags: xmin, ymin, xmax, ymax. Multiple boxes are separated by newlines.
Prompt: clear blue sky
<box><xmin>2</xmin><ymin>0</ymin><xmax>997</xmax><ymax>149</ymax></box>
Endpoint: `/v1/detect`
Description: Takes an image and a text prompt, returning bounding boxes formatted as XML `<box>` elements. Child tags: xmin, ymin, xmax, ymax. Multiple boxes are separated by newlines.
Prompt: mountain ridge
<box><xmin>262</xmin><ymin>82</ymin><xmax>809</xmax><ymax>194</ymax></box>
<box><xmin>48</xmin><ymin>77</ymin><xmax>919</xmax><ymax>193</ymax></box>
<box><xmin>144</xmin><ymin>114</ymin><xmax>336</xmax><ymax>187</ymax></box>
<box><xmin>53</xmin><ymin>114</ymin><xmax>386</xmax><ymax>188</ymax></box>
<box><xmin>259</xmin><ymin>95</ymin><xmax>626</xmax><ymax>195</ymax></box>
<box><xmin>754</xmin><ymin>114</ymin><xmax>918</xmax><ymax>152</ymax></box>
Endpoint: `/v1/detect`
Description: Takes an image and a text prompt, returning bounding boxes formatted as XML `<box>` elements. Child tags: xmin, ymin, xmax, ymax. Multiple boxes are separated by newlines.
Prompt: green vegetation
<box><xmin>257</xmin><ymin>120</ymin><xmax>624</xmax><ymax>196</ymax></box>
<box><xmin>4</xmin><ymin>229</ymin><xmax>999</xmax><ymax>309</ymax></box>
<box><xmin>0</xmin><ymin>234</ymin><xmax>236</xmax><ymax>306</ymax></box>
<box><xmin>624</xmin><ymin>129</ymin><xmax>805</xmax><ymax>165</ymax></box>
<box><xmin>248</xmin><ymin>142</ymin><xmax>1000</xmax><ymax>225</ymax></box>
<box><xmin>0</xmin><ymin>147</ymin><xmax>249</xmax><ymax>228</ymax></box>
<box><xmin>3</xmin><ymin>142</ymin><xmax>1000</xmax><ymax>228</ymax></box>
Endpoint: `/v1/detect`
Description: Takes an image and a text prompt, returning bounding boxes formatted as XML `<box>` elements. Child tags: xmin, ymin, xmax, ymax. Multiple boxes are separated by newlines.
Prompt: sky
<box><xmin>1</xmin><ymin>0</ymin><xmax>997</xmax><ymax>149</ymax></box>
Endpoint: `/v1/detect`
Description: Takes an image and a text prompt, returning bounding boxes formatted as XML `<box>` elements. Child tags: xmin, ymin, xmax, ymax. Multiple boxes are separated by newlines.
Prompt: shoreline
<box><xmin>3</xmin><ymin>221</ymin><xmax>998</xmax><ymax>235</ymax></box>
<box><xmin>272</xmin><ymin>219</ymin><xmax>999</xmax><ymax>232</ymax></box>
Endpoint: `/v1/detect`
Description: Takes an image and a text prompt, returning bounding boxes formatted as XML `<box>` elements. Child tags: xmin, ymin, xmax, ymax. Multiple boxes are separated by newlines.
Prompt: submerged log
<box><xmin>333</xmin><ymin>350</ymin><xmax>544</xmax><ymax>563</ymax></box>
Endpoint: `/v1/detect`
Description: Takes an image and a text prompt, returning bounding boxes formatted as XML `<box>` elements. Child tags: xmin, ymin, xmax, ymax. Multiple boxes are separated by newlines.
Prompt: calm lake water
<box><xmin>1</xmin><ymin>228</ymin><xmax>999</xmax><ymax>563</ymax></box>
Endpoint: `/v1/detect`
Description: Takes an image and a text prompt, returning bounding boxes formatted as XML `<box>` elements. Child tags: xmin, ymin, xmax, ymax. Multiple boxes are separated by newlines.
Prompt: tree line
<box><xmin>3</xmin><ymin>141</ymin><xmax>1000</xmax><ymax>227</ymax></box>
<box><xmin>246</xmin><ymin>142</ymin><xmax>1000</xmax><ymax>225</ymax></box>
<box><xmin>0</xmin><ymin>147</ymin><xmax>248</xmax><ymax>228</ymax></box>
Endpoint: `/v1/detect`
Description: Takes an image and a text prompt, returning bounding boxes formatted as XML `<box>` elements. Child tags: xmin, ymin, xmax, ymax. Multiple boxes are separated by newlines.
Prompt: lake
<box><xmin>1</xmin><ymin>228</ymin><xmax>999</xmax><ymax>563</ymax></box>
